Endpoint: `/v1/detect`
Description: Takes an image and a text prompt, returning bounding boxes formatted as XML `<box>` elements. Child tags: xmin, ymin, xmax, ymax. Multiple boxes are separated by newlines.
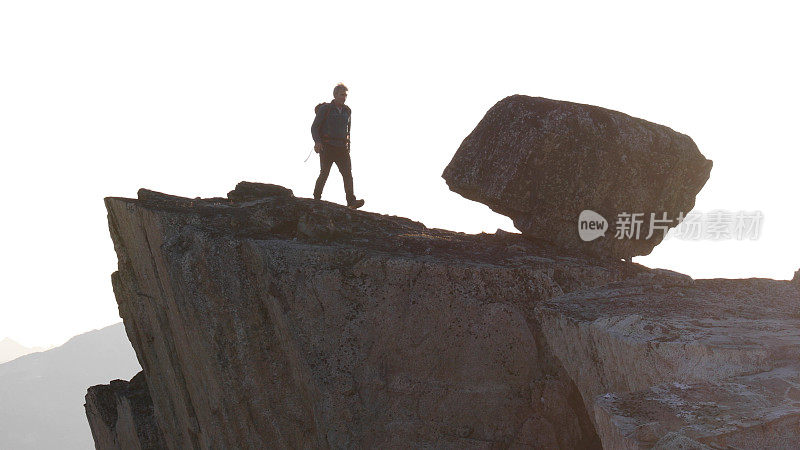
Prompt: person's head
<box><xmin>333</xmin><ymin>83</ymin><xmax>348</xmax><ymax>106</ymax></box>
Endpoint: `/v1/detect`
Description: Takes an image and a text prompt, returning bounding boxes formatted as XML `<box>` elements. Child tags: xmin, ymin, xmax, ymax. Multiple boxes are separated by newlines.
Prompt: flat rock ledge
<box><xmin>536</xmin><ymin>276</ymin><xmax>800</xmax><ymax>447</ymax></box>
<box><xmin>595</xmin><ymin>368</ymin><xmax>800</xmax><ymax>449</ymax></box>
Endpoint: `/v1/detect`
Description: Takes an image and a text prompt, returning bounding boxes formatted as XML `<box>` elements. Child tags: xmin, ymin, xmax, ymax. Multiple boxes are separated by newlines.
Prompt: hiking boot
<box><xmin>347</xmin><ymin>199</ymin><xmax>365</xmax><ymax>209</ymax></box>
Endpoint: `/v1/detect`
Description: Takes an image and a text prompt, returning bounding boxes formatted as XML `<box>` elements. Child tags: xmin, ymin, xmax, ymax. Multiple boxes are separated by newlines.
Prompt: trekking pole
<box><xmin>304</xmin><ymin>148</ymin><xmax>314</xmax><ymax>163</ymax></box>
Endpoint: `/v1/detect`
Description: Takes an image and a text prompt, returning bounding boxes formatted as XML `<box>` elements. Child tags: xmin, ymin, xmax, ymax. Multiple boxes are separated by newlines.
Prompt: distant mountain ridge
<box><xmin>0</xmin><ymin>337</ymin><xmax>46</xmax><ymax>364</ymax></box>
<box><xmin>0</xmin><ymin>322</ymin><xmax>140</xmax><ymax>450</ymax></box>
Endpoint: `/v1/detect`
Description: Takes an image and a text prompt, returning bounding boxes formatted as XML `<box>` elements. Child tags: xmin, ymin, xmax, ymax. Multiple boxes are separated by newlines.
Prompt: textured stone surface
<box><xmin>595</xmin><ymin>368</ymin><xmax>800</xmax><ymax>449</ymax></box>
<box><xmin>535</xmin><ymin>276</ymin><xmax>800</xmax><ymax>446</ymax></box>
<box><xmin>92</xmin><ymin>181</ymin><xmax>799</xmax><ymax>448</ymax></box>
<box><xmin>101</xmin><ymin>182</ymin><xmax>644</xmax><ymax>448</ymax></box>
<box><xmin>85</xmin><ymin>371</ymin><xmax>165</xmax><ymax>450</ymax></box>
<box><xmin>442</xmin><ymin>95</ymin><xmax>713</xmax><ymax>258</ymax></box>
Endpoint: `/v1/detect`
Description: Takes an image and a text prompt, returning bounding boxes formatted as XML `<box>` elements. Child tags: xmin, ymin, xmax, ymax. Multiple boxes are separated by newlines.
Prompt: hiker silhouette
<box><xmin>310</xmin><ymin>83</ymin><xmax>365</xmax><ymax>209</ymax></box>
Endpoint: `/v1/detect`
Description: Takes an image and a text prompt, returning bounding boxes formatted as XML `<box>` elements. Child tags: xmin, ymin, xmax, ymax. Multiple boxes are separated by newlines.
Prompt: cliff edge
<box><xmin>88</xmin><ymin>182</ymin><xmax>642</xmax><ymax>448</ymax></box>
<box><xmin>86</xmin><ymin>182</ymin><xmax>799</xmax><ymax>449</ymax></box>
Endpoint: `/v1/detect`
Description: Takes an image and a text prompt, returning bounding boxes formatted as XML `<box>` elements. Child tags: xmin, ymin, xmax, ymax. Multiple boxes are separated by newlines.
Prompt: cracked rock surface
<box><xmin>536</xmin><ymin>276</ymin><xmax>800</xmax><ymax>447</ymax></box>
<box><xmin>84</xmin><ymin>371</ymin><xmax>165</xmax><ymax>449</ymax></box>
<box><xmin>93</xmin><ymin>182</ymin><xmax>641</xmax><ymax>448</ymax></box>
<box><xmin>87</xmin><ymin>181</ymin><xmax>799</xmax><ymax>449</ymax></box>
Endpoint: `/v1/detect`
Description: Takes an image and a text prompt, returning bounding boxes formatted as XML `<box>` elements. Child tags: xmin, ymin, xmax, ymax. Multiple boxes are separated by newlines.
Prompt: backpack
<box><xmin>315</xmin><ymin>102</ymin><xmax>332</xmax><ymax>130</ymax></box>
<box><xmin>314</xmin><ymin>102</ymin><xmax>350</xmax><ymax>150</ymax></box>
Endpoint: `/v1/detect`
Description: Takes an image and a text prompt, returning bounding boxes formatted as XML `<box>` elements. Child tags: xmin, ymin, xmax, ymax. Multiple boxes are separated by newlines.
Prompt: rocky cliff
<box><xmin>88</xmin><ymin>182</ymin><xmax>643</xmax><ymax>448</ymax></box>
<box><xmin>538</xmin><ymin>276</ymin><xmax>800</xmax><ymax>447</ymax></box>
<box><xmin>85</xmin><ymin>371</ymin><xmax>165</xmax><ymax>449</ymax></box>
<box><xmin>87</xmin><ymin>96</ymin><xmax>796</xmax><ymax>448</ymax></box>
<box><xmin>87</xmin><ymin>182</ymin><xmax>799</xmax><ymax>449</ymax></box>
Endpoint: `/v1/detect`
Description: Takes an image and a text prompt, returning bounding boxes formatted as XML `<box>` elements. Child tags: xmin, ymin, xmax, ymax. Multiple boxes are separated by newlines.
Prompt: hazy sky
<box><xmin>1</xmin><ymin>1</ymin><xmax>797</xmax><ymax>348</ymax></box>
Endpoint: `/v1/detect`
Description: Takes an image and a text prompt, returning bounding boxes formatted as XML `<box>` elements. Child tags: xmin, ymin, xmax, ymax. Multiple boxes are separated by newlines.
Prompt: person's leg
<box><xmin>313</xmin><ymin>149</ymin><xmax>335</xmax><ymax>200</ymax></box>
<box><xmin>333</xmin><ymin>149</ymin><xmax>356</xmax><ymax>205</ymax></box>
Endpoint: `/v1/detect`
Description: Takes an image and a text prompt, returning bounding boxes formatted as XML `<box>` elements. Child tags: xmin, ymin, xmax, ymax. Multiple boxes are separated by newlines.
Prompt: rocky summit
<box><xmin>88</xmin><ymin>182</ymin><xmax>637</xmax><ymax>449</ymax></box>
<box><xmin>442</xmin><ymin>95</ymin><xmax>713</xmax><ymax>259</ymax></box>
<box><xmin>85</xmin><ymin>182</ymin><xmax>799</xmax><ymax>449</ymax></box>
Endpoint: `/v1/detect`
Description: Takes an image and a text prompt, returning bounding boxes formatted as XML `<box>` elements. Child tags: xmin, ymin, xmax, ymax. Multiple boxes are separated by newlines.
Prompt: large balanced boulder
<box><xmin>442</xmin><ymin>95</ymin><xmax>713</xmax><ymax>259</ymax></box>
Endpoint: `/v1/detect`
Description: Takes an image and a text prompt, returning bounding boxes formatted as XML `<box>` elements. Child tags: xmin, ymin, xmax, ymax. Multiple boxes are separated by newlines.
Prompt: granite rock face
<box><xmin>85</xmin><ymin>371</ymin><xmax>165</xmax><ymax>450</ymax></box>
<box><xmin>536</xmin><ymin>276</ymin><xmax>800</xmax><ymax>447</ymax></box>
<box><xmin>442</xmin><ymin>95</ymin><xmax>713</xmax><ymax>259</ymax></box>
<box><xmin>90</xmin><ymin>181</ymin><xmax>798</xmax><ymax>449</ymax></box>
<box><xmin>594</xmin><ymin>369</ymin><xmax>800</xmax><ymax>449</ymax></box>
<box><xmin>97</xmin><ymin>182</ymin><xmax>643</xmax><ymax>449</ymax></box>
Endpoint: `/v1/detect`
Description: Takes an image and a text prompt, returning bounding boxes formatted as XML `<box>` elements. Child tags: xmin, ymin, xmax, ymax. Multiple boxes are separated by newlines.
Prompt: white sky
<box><xmin>1</xmin><ymin>1</ymin><xmax>797</xmax><ymax>348</ymax></box>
